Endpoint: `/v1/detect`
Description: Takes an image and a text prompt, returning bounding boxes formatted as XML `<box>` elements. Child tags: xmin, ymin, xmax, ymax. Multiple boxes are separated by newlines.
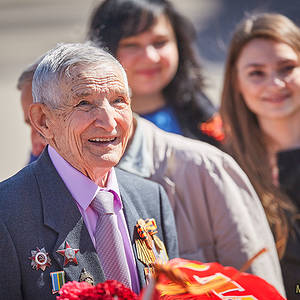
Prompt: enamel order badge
<box><xmin>57</xmin><ymin>241</ymin><xmax>79</xmax><ymax>266</ymax></box>
<box><xmin>29</xmin><ymin>247</ymin><xmax>51</xmax><ymax>271</ymax></box>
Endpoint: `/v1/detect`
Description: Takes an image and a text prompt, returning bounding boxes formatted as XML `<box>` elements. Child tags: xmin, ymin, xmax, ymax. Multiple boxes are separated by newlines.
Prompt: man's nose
<box><xmin>144</xmin><ymin>45</ymin><xmax>160</xmax><ymax>63</ymax></box>
<box><xmin>93</xmin><ymin>105</ymin><xmax>117</xmax><ymax>131</ymax></box>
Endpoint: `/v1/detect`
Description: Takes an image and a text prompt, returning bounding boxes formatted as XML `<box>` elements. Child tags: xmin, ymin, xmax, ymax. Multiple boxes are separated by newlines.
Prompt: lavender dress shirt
<box><xmin>48</xmin><ymin>145</ymin><xmax>140</xmax><ymax>293</ymax></box>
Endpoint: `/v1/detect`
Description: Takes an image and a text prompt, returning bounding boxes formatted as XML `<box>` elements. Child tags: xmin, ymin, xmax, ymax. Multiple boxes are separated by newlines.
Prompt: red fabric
<box><xmin>146</xmin><ymin>258</ymin><xmax>285</xmax><ymax>300</ymax></box>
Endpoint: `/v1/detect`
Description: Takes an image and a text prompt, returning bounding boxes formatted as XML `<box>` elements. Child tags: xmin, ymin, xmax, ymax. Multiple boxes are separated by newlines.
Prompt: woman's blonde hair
<box><xmin>220</xmin><ymin>13</ymin><xmax>299</xmax><ymax>257</ymax></box>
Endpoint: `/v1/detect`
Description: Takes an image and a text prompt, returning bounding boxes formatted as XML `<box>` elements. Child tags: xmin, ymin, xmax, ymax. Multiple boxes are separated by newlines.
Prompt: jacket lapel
<box><xmin>118</xmin><ymin>180</ymin><xmax>146</xmax><ymax>288</ymax></box>
<box><xmin>33</xmin><ymin>149</ymin><xmax>105</xmax><ymax>284</ymax></box>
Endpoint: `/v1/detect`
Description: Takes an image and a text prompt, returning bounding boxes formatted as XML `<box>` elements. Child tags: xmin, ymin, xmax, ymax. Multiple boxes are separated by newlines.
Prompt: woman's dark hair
<box><xmin>88</xmin><ymin>0</ymin><xmax>216</xmax><ymax>139</ymax></box>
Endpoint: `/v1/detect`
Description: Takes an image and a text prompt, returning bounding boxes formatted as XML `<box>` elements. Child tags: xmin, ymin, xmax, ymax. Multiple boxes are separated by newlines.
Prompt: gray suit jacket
<box><xmin>0</xmin><ymin>149</ymin><xmax>178</xmax><ymax>299</ymax></box>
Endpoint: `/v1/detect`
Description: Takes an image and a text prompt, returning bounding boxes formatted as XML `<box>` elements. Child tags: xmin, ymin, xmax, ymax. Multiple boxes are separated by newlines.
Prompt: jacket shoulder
<box><xmin>0</xmin><ymin>164</ymin><xmax>39</xmax><ymax>222</ymax></box>
<box><xmin>0</xmin><ymin>164</ymin><xmax>35</xmax><ymax>199</ymax></box>
<box><xmin>115</xmin><ymin>167</ymin><xmax>161</xmax><ymax>192</ymax></box>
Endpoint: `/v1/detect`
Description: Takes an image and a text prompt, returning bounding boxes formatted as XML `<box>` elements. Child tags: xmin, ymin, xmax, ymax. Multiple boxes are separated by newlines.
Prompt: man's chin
<box><xmin>85</xmin><ymin>156</ymin><xmax>120</xmax><ymax>170</ymax></box>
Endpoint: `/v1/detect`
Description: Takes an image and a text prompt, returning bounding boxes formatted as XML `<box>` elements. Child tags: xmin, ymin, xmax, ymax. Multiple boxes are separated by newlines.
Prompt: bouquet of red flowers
<box><xmin>57</xmin><ymin>280</ymin><xmax>138</xmax><ymax>300</ymax></box>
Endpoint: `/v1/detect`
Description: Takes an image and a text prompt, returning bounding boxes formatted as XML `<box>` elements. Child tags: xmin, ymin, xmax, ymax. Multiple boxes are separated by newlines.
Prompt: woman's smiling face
<box><xmin>116</xmin><ymin>14</ymin><xmax>179</xmax><ymax>97</ymax></box>
<box><xmin>236</xmin><ymin>38</ymin><xmax>300</xmax><ymax>122</ymax></box>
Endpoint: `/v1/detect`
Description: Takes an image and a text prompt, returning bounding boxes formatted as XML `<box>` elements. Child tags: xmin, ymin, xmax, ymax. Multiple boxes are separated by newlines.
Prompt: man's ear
<box><xmin>29</xmin><ymin>103</ymin><xmax>53</xmax><ymax>141</ymax></box>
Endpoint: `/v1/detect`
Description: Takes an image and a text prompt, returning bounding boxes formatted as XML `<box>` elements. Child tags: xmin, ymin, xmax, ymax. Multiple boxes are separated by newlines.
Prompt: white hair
<box><xmin>32</xmin><ymin>42</ymin><xmax>129</xmax><ymax>107</ymax></box>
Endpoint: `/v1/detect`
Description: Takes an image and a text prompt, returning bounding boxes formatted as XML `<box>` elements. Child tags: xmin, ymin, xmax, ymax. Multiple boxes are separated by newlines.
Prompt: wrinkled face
<box><xmin>20</xmin><ymin>81</ymin><xmax>46</xmax><ymax>156</ymax></box>
<box><xmin>45</xmin><ymin>63</ymin><xmax>132</xmax><ymax>181</ymax></box>
<box><xmin>116</xmin><ymin>14</ymin><xmax>179</xmax><ymax>97</ymax></box>
<box><xmin>237</xmin><ymin>38</ymin><xmax>300</xmax><ymax>123</ymax></box>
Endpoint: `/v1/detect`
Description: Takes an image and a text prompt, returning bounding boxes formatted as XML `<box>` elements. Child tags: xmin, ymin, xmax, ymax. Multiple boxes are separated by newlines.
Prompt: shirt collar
<box><xmin>48</xmin><ymin>145</ymin><xmax>122</xmax><ymax>211</ymax></box>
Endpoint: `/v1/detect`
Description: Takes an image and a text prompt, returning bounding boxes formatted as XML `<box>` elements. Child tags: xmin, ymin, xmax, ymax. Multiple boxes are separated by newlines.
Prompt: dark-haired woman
<box><xmin>88</xmin><ymin>0</ymin><xmax>223</xmax><ymax>147</ymax></box>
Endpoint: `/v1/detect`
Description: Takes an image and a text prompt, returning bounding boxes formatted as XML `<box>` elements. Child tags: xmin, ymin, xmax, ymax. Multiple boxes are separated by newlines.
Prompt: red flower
<box><xmin>199</xmin><ymin>113</ymin><xmax>225</xmax><ymax>142</ymax></box>
<box><xmin>57</xmin><ymin>281</ymin><xmax>93</xmax><ymax>300</ymax></box>
<box><xmin>57</xmin><ymin>280</ymin><xmax>138</xmax><ymax>300</ymax></box>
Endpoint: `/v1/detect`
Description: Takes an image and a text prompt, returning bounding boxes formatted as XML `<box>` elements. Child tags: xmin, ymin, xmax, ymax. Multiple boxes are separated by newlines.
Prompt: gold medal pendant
<box><xmin>135</xmin><ymin>218</ymin><xmax>169</xmax><ymax>283</ymax></box>
<box><xmin>153</xmin><ymin>235</ymin><xmax>169</xmax><ymax>263</ymax></box>
<box><xmin>143</xmin><ymin>266</ymin><xmax>155</xmax><ymax>285</ymax></box>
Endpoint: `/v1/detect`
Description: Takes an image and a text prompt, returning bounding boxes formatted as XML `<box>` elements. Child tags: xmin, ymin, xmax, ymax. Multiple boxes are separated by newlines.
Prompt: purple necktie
<box><xmin>91</xmin><ymin>190</ymin><xmax>132</xmax><ymax>288</ymax></box>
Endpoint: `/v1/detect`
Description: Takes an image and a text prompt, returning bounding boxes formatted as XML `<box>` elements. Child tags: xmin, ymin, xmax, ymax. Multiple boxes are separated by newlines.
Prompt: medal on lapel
<box><xmin>56</xmin><ymin>241</ymin><xmax>79</xmax><ymax>266</ymax></box>
<box><xmin>135</xmin><ymin>218</ymin><xmax>169</xmax><ymax>283</ymax></box>
<box><xmin>50</xmin><ymin>271</ymin><xmax>65</xmax><ymax>294</ymax></box>
<box><xmin>29</xmin><ymin>247</ymin><xmax>51</xmax><ymax>271</ymax></box>
<box><xmin>79</xmin><ymin>268</ymin><xmax>94</xmax><ymax>286</ymax></box>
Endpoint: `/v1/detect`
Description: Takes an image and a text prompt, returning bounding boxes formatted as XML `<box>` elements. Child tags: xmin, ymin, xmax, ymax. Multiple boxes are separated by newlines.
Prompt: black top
<box><xmin>277</xmin><ymin>148</ymin><xmax>300</xmax><ymax>300</ymax></box>
<box><xmin>278</xmin><ymin>149</ymin><xmax>300</xmax><ymax>207</ymax></box>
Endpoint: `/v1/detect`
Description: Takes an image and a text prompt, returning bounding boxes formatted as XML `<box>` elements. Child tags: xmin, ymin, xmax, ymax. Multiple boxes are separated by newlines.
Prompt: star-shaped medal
<box><xmin>57</xmin><ymin>241</ymin><xmax>79</xmax><ymax>266</ymax></box>
<box><xmin>29</xmin><ymin>247</ymin><xmax>51</xmax><ymax>271</ymax></box>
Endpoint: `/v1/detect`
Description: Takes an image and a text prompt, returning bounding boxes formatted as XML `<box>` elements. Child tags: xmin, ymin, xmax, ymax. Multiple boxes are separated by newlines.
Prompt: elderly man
<box><xmin>0</xmin><ymin>43</ymin><xmax>178</xmax><ymax>299</ymax></box>
<box><xmin>16</xmin><ymin>48</ymin><xmax>285</xmax><ymax>296</ymax></box>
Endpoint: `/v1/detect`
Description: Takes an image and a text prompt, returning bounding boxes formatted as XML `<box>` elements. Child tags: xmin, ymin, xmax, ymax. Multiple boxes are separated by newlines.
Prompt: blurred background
<box><xmin>1</xmin><ymin>0</ymin><xmax>300</xmax><ymax>181</ymax></box>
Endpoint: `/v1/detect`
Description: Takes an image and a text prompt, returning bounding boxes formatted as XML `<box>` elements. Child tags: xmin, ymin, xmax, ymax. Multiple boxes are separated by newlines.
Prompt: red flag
<box><xmin>141</xmin><ymin>258</ymin><xmax>285</xmax><ymax>300</ymax></box>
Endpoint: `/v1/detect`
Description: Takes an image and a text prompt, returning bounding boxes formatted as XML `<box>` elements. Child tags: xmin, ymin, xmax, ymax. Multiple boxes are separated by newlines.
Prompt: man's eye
<box><xmin>113</xmin><ymin>97</ymin><xmax>125</xmax><ymax>104</ymax></box>
<box><xmin>75</xmin><ymin>100</ymin><xmax>90</xmax><ymax>107</ymax></box>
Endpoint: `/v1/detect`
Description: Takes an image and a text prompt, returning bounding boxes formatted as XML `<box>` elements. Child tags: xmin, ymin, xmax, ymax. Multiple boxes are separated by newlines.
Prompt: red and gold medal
<box><xmin>29</xmin><ymin>247</ymin><xmax>51</xmax><ymax>271</ymax></box>
<box><xmin>57</xmin><ymin>241</ymin><xmax>79</xmax><ymax>266</ymax></box>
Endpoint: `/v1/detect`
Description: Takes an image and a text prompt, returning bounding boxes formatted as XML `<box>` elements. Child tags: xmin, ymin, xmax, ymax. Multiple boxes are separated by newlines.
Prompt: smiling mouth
<box><xmin>136</xmin><ymin>69</ymin><xmax>160</xmax><ymax>76</ymax></box>
<box><xmin>262</xmin><ymin>93</ymin><xmax>291</xmax><ymax>103</ymax></box>
<box><xmin>88</xmin><ymin>137</ymin><xmax>117</xmax><ymax>144</ymax></box>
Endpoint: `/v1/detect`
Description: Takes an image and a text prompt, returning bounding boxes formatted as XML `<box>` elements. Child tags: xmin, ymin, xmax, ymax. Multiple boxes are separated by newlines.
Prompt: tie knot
<box><xmin>92</xmin><ymin>190</ymin><xmax>115</xmax><ymax>215</ymax></box>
